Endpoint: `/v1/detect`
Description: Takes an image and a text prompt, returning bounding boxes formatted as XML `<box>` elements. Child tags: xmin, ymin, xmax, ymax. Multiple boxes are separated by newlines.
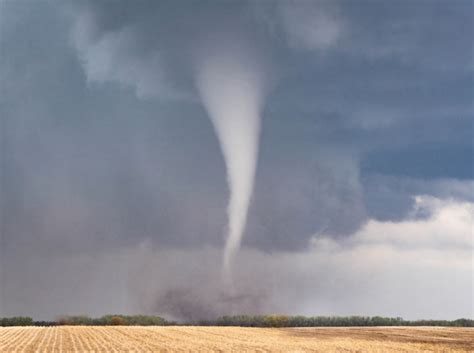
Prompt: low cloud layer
<box><xmin>2</xmin><ymin>196</ymin><xmax>472</xmax><ymax>320</ymax></box>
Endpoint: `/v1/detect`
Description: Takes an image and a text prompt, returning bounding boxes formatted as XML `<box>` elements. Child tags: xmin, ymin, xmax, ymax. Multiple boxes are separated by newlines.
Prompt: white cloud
<box><xmin>346</xmin><ymin>196</ymin><xmax>473</xmax><ymax>250</ymax></box>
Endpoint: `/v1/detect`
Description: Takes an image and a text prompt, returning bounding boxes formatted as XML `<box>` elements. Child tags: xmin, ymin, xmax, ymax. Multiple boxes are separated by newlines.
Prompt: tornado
<box><xmin>195</xmin><ymin>44</ymin><xmax>266</xmax><ymax>284</ymax></box>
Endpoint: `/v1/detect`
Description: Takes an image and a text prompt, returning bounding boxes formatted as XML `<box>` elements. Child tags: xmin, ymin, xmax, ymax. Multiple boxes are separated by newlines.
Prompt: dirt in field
<box><xmin>0</xmin><ymin>326</ymin><xmax>472</xmax><ymax>352</ymax></box>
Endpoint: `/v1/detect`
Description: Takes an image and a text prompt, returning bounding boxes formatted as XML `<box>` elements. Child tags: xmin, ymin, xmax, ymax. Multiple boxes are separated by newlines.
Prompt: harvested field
<box><xmin>0</xmin><ymin>326</ymin><xmax>472</xmax><ymax>352</ymax></box>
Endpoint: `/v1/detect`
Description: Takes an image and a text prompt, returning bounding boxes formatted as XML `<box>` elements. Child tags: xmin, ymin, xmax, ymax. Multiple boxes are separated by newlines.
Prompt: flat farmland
<box><xmin>0</xmin><ymin>326</ymin><xmax>472</xmax><ymax>352</ymax></box>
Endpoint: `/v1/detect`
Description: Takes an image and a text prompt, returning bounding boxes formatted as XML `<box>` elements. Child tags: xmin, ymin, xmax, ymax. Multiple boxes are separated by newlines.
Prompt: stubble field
<box><xmin>0</xmin><ymin>326</ymin><xmax>472</xmax><ymax>352</ymax></box>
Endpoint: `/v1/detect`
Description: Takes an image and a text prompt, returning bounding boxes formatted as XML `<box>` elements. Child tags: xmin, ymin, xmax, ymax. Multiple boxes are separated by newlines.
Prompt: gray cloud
<box><xmin>1</xmin><ymin>0</ymin><xmax>472</xmax><ymax>319</ymax></box>
<box><xmin>2</xmin><ymin>197</ymin><xmax>471</xmax><ymax>320</ymax></box>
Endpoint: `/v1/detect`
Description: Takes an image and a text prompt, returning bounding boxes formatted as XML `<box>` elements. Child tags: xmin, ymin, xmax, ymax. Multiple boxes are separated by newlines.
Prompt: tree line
<box><xmin>200</xmin><ymin>315</ymin><xmax>473</xmax><ymax>327</ymax></box>
<box><xmin>1</xmin><ymin>315</ymin><xmax>472</xmax><ymax>327</ymax></box>
<box><xmin>0</xmin><ymin>315</ymin><xmax>168</xmax><ymax>327</ymax></box>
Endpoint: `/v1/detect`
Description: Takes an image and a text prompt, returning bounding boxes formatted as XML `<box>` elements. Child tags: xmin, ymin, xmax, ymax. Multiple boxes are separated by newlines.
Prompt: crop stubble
<box><xmin>0</xmin><ymin>326</ymin><xmax>472</xmax><ymax>352</ymax></box>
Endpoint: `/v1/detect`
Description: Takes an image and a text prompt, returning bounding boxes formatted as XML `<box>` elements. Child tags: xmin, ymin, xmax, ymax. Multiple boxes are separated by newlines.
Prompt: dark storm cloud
<box><xmin>1</xmin><ymin>0</ymin><xmax>472</xmax><ymax>319</ymax></box>
<box><xmin>62</xmin><ymin>0</ymin><xmax>473</xmax><ymax>244</ymax></box>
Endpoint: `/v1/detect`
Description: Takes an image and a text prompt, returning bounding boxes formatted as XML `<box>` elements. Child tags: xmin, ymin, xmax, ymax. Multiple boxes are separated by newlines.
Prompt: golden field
<box><xmin>0</xmin><ymin>326</ymin><xmax>472</xmax><ymax>352</ymax></box>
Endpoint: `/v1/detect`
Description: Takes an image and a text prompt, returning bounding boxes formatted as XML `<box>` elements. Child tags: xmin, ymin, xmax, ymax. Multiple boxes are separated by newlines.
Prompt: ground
<box><xmin>0</xmin><ymin>326</ymin><xmax>472</xmax><ymax>352</ymax></box>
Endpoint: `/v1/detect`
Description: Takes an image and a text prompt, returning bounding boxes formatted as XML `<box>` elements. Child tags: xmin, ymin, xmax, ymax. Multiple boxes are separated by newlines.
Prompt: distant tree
<box><xmin>452</xmin><ymin>319</ymin><xmax>473</xmax><ymax>327</ymax></box>
<box><xmin>3</xmin><ymin>315</ymin><xmax>473</xmax><ymax>327</ymax></box>
<box><xmin>56</xmin><ymin>316</ymin><xmax>93</xmax><ymax>326</ymax></box>
<box><xmin>109</xmin><ymin>316</ymin><xmax>125</xmax><ymax>326</ymax></box>
<box><xmin>98</xmin><ymin>315</ymin><xmax>167</xmax><ymax>326</ymax></box>
<box><xmin>57</xmin><ymin>316</ymin><xmax>71</xmax><ymax>325</ymax></box>
<box><xmin>0</xmin><ymin>317</ymin><xmax>34</xmax><ymax>326</ymax></box>
<box><xmin>263</xmin><ymin>315</ymin><xmax>290</xmax><ymax>327</ymax></box>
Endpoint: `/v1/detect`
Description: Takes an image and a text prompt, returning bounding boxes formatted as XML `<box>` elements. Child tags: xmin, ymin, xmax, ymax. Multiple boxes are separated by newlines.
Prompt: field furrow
<box><xmin>19</xmin><ymin>327</ymin><xmax>42</xmax><ymax>353</ymax></box>
<box><xmin>0</xmin><ymin>326</ymin><xmax>471</xmax><ymax>352</ymax></box>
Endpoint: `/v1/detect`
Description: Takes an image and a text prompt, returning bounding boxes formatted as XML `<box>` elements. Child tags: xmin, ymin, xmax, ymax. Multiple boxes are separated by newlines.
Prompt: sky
<box><xmin>0</xmin><ymin>0</ymin><xmax>473</xmax><ymax>321</ymax></box>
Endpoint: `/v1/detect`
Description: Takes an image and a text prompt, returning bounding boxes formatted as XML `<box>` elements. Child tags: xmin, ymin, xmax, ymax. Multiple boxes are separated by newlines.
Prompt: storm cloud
<box><xmin>1</xmin><ymin>0</ymin><xmax>472</xmax><ymax>320</ymax></box>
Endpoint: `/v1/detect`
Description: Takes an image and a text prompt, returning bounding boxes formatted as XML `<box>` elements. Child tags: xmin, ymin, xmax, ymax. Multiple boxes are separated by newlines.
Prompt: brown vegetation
<box><xmin>109</xmin><ymin>316</ymin><xmax>125</xmax><ymax>326</ymax></box>
<box><xmin>0</xmin><ymin>326</ymin><xmax>472</xmax><ymax>352</ymax></box>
